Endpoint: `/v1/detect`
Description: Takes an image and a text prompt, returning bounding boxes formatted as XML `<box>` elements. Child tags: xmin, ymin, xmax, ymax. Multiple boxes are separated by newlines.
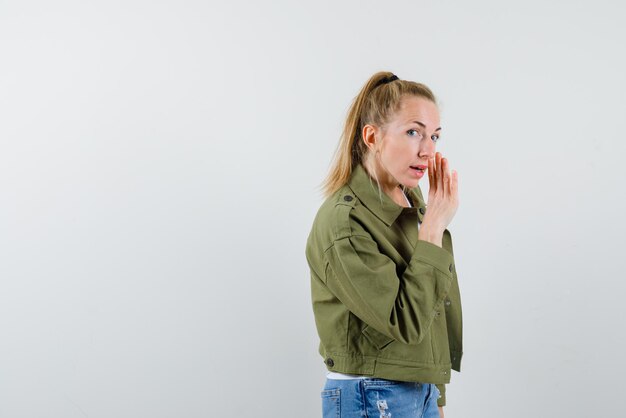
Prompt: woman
<box><xmin>305</xmin><ymin>71</ymin><xmax>463</xmax><ymax>418</ymax></box>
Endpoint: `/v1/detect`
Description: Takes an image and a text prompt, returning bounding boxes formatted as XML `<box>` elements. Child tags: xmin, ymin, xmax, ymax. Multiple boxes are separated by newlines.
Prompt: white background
<box><xmin>1</xmin><ymin>1</ymin><xmax>625</xmax><ymax>417</ymax></box>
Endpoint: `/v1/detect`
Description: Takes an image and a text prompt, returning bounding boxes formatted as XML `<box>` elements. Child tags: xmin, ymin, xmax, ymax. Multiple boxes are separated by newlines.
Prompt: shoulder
<box><xmin>306</xmin><ymin>185</ymin><xmax>362</xmax><ymax>251</ymax></box>
<box><xmin>315</xmin><ymin>184</ymin><xmax>357</xmax><ymax>234</ymax></box>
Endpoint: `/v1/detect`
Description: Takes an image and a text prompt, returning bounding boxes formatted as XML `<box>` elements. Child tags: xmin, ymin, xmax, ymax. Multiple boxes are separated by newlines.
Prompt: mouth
<box><xmin>410</xmin><ymin>165</ymin><xmax>427</xmax><ymax>173</ymax></box>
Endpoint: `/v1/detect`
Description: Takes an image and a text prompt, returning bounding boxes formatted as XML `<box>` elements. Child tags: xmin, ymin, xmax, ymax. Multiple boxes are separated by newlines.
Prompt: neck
<box><xmin>362</xmin><ymin>158</ymin><xmax>400</xmax><ymax>196</ymax></box>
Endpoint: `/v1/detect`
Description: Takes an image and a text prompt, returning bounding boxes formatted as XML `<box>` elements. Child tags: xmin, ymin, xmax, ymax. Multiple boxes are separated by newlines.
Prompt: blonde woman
<box><xmin>305</xmin><ymin>71</ymin><xmax>462</xmax><ymax>418</ymax></box>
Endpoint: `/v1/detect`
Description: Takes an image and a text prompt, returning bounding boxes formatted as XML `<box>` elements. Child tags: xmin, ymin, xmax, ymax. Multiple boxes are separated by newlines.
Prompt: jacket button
<box><xmin>325</xmin><ymin>358</ymin><xmax>334</xmax><ymax>367</ymax></box>
<box><xmin>343</xmin><ymin>195</ymin><xmax>353</xmax><ymax>202</ymax></box>
<box><xmin>449</xmin><ymin>264</ymin><xmax>453</xmax><ymax>272</ymax></box>
<box><xmin>445</xmin><ymin>300</ymin><xmax>451</xmax><ymax>307</ymax></box>
<box><xmin>419</xmin><ymin>207</ymin><xmax>425</xmax><ymax>214</ymax></box>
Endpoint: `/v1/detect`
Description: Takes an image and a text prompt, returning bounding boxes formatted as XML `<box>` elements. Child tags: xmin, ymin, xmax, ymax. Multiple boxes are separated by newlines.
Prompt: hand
<box><xmin>438</xmin><ymin>406</ymin><xmax>444</xmax><ymax>418</ymax></box>
<box><xmin>423</xmin><ymin>152</ymin><xmax>459</xmax><ymax>232</ymax></box>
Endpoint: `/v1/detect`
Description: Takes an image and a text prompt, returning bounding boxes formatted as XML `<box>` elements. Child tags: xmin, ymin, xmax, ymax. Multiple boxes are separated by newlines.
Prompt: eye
<box><xmin>431</xmin><ymin>134</ymin><xmax>440</xmax><ymax>142</ymax></box>
<box><xmin>407</xmin><ymin>129</ymin><xmax>423</xmax><ymax>139</ymax></box>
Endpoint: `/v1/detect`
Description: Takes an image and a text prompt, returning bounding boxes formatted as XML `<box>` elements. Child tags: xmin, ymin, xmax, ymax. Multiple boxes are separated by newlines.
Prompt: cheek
<box><xmin>382</xmin><ymin>137</ymin><xmax>415</xmax><ymax>165</ymax></box>
<box><xmin>391</xmin><ymin>141</ymin><xmax>417</xmax><ymax>161</ymax></box>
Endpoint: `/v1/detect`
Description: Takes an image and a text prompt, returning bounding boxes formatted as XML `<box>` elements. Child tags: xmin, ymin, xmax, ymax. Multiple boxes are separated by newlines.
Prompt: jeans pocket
<box><xmin>430</xmin><ymin>384</ymin><xmax>440</xmax><ymax>402</ymax></box>
<box><xmin>321</xmin><ymin>388</ymin><xmax>341</xmax><ymax>418</ymax></box>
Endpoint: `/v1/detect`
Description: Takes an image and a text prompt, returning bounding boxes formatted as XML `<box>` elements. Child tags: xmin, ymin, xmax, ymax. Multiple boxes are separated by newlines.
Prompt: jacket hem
<box><xmin>322</xmin><ymin>352</ymin><xmax>452</xmax><ymax>385</ymax></box>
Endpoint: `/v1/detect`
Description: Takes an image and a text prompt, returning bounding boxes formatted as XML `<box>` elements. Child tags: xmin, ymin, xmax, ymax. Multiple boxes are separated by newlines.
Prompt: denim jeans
<box><xmin>321</xmin><ymin>377</ymin><xmax>440</xmax><ymax>418</ymax></box>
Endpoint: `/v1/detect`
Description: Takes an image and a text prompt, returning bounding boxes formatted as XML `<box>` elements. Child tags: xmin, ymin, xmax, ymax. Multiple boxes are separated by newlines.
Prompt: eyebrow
<box><xmin>410</xmin><ymin>120</ymin><xmax>442</xmax><ymax>132</ymax></box>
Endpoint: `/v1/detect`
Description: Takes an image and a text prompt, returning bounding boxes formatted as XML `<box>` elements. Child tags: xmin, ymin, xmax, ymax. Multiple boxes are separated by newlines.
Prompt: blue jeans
<box><xmin>321</xmin><ymin>377</ymin><xmax>440</xmax><ymax>418</ymax></box>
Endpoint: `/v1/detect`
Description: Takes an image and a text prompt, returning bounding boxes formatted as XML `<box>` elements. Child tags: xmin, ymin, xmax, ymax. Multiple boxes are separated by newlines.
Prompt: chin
<box><xmin>403</xmin><ymin>179</ymin><xmax>420</xmax><ymax>189</ymax></box>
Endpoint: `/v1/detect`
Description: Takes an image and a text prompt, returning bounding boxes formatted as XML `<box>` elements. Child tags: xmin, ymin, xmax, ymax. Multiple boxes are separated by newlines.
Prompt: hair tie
<box><xmin>374</xmin><ymin>74</ymin><xmax>399</xmax><ymax>89</ymax></box>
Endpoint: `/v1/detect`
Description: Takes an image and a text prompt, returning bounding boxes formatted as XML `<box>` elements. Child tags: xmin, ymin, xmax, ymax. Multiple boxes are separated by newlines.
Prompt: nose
<box><xmin>418</xmin><ymin>137</ymin><xmax>436</xmax><ymax>160</ymax></box>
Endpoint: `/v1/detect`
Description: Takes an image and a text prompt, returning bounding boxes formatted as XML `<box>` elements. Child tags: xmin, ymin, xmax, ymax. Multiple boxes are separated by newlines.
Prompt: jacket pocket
<box><xmin>362</xmin><ymin>324</ymin><xmax>395</xmax><ymax>351</ymax></box>
<box><xmin>430</xmin><ymin>309</ymin><xmax>451</xmax><ymax>364</ymax></box>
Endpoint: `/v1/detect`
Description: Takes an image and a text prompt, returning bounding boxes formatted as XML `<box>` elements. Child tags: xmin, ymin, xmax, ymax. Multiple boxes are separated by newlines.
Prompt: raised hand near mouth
<box><xmin>418</xmin><ymin>152</ymin><xmax>459</xmax><ymax>248</ymax></box>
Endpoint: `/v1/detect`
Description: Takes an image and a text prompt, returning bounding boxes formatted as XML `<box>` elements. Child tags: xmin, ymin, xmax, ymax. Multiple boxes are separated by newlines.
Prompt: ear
<box><xmin>361</xmin><ymin>124</ymin><xmax>379</xmax><ymax>152</ymax></box>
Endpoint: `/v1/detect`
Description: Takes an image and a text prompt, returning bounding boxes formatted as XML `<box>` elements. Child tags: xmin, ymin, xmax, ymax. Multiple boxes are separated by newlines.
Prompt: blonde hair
<box><xmin>321</xmin><ymin>71</ymin><xmax>438</xmax><ymax>198</ymax></box>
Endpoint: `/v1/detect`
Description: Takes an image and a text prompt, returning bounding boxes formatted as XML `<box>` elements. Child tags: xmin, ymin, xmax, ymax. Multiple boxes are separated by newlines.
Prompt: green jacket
<box><xmin>305</xmin><ymin>163</ymin><xmax>463</xmax><ymax>407</ymax></box>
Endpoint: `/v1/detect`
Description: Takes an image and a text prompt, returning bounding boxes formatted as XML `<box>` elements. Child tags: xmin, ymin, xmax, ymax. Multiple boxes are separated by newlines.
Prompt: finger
<box><xmin>436</xmin><ymin>152</ymin><xmax>443</xmax><ymax>192</ymax></box>
<box><xmin>451</xmin><ymin>169</ymin><xmax>458</xmax><ymax>199</ymax></box>
<box><xmin>428</xmin><ymin>155</ymin><xmax>435</xmax><ymax>191</ymax></box>
<box><xmin>442</xmin><ymin>157</ymin><xmax>451</xmax><ymax>196</ymax></box>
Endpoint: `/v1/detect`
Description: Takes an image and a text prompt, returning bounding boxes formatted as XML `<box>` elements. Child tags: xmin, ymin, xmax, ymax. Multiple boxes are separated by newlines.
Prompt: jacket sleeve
<box><xmin>436</xmin><ymin>383</ymin><xmax>446</xmax><ymax>407</ymax></box>
<box><xmin>323</xmin><ymin>232</ymin><xmax>454</xmax><ymax>345</ymax></box>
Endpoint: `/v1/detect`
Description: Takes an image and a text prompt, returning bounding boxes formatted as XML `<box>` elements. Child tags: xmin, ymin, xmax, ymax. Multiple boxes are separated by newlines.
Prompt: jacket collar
<box><xmin>347</xmin><ymin>163</ymin><xmax>425</xmax><ymax>227</ymax></box>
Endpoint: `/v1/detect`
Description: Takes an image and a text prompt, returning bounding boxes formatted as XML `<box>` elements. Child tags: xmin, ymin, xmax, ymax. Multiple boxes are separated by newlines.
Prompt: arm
<box><xmin>324</xmin><ymin>231</ymin><xmax>454</xmax><ymax>345</ymax></box>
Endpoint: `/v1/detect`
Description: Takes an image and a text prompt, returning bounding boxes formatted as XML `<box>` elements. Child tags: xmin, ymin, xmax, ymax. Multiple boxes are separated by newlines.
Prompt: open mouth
<box><xmin>410</xmin><ymin>166</ymin><xmax>426</xmax><ymax>173</ymax></box>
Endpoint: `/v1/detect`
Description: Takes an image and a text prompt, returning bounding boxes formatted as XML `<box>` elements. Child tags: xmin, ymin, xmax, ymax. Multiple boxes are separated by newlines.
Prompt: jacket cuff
<box><xmin>413</xmin><ymin>239</ymin><xmax>455</xmax><ymax>277</ymax></box>
<box><xmin>435</xmin><ymin>383</ymin><xmax>446</xmax><ymax>407</ymax></box>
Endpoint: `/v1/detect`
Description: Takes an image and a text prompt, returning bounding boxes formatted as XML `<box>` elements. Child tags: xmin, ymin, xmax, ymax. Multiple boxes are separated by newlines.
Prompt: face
<box><xmin>363</xmin><ymin>95</ymin><xmax>441</xmax><ymax>191</ymax></box>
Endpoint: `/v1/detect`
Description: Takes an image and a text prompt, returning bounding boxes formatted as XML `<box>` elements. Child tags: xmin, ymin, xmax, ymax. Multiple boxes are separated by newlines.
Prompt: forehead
<box><xmin>391</xmin><ymin>96</ymin><xmax>440</xmax><ymax>126</ymax></box>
